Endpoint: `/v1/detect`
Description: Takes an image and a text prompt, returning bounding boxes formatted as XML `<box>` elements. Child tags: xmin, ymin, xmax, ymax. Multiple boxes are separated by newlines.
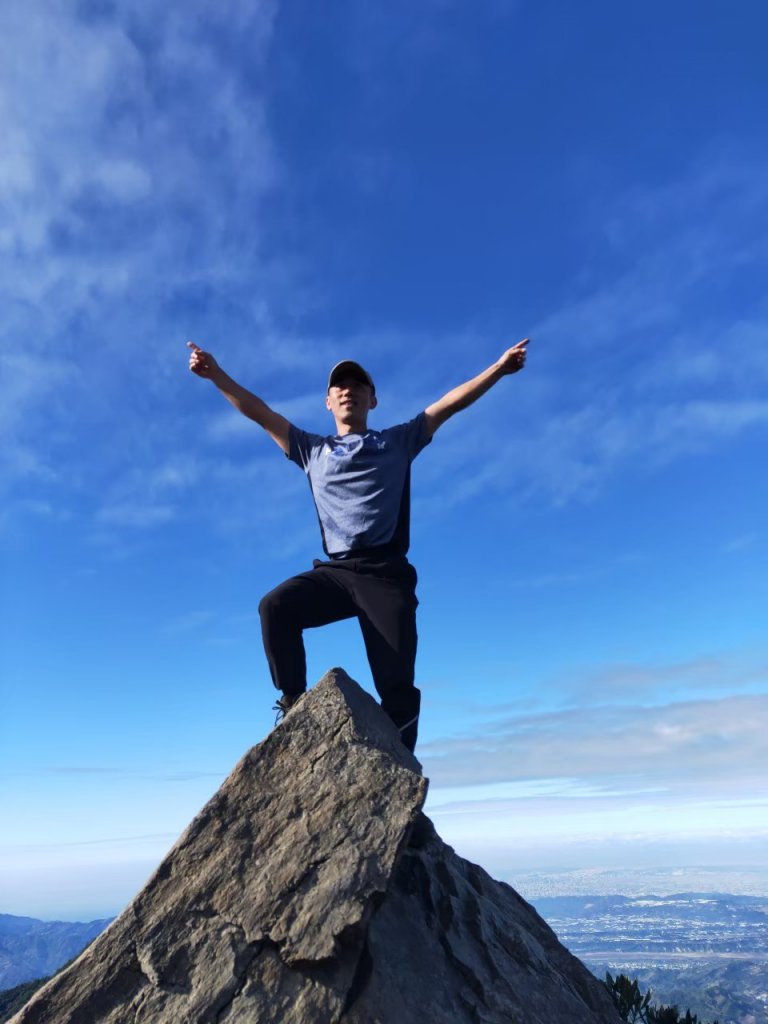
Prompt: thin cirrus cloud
<box><xmin>537</xmin><ymin>155</ymin><xmax>768</xmax><ymax>357</ymax></box>
<box><xmin>560</xmin><ymin>651</ymin><xmax>768</xmax><ymax>703</ymax></box>
<box><xmin>95</xmin><ymin>455</ymin><xmax>202</xmax><ymax>529</ymax></box>
<box><xmin>5</xmin><ymin>2</ymin><xmax>767</xmax><ymax>536</ymax></box>
<box><xmin>1</xmin><ymin>0</ymin><xmax>280</xmax><ymax>500</ymax></box>
<box><xmin>205</xmin><ymin>392</ymin><xmax>325</xmax><ymax>442</ymax></box>
<box><xmin>408</xmin><ymin>157</ymin><xmax>768</xmax><ymax>509</ymax></box>
<box><xmin>421</xmin><ymin>692</ymin><xmax>768</xmax><ymax>792</ymax></box>
<box><xmin>0</xmin><ymin>0</ymin><xmax>278</xmax><ymax>299</ymax></box>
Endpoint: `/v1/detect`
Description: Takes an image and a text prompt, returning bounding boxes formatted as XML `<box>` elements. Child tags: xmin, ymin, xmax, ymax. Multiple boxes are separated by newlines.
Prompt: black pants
<box><xmin>258</xmin><ymin>557</ymin><xmax>421</xmax><ymax>751</ymax></box>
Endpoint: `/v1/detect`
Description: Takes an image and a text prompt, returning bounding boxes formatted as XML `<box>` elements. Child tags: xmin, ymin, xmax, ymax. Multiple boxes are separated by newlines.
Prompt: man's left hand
<box><xmin>497</xmin><ymin>338</ymin><xmax>530</xmax><ymax>375</ymax></box>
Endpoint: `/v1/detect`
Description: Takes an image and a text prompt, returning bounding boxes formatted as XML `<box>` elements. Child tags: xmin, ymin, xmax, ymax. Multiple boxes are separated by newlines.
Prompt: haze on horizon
<box><xmin>2</xmin><ymin>0</ymin><xmax>767</xmax><ymax>921</ymax></box>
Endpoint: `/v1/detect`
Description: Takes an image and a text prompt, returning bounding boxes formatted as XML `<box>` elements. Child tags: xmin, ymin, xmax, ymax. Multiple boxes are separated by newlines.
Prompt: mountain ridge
<box><xmin>0</xmin><ymin>915</ymin><xmax>111</xmax><ymax>990</ymax></box>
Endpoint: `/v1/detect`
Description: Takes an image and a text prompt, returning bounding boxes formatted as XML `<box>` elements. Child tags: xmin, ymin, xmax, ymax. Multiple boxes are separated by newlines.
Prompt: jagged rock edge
<box><xmin>333</xmin><ymin>810</ymin><xmax>426</xmax><ymax>1016</ymax></box>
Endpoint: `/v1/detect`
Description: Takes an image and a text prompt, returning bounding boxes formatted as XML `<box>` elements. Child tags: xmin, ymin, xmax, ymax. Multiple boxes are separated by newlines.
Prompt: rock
<box><xmin>10</xmin><ymin>669</ymin><xmax>621</xmax><ymax>1024</ymax></box>
<box><xmin>344</xmin><ymin>814</ymin><xmax>621</xmax><ymax>1023</ymax></box>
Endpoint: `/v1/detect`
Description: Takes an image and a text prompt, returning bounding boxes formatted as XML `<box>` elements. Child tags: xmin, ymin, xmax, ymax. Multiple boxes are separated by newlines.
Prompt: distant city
<box><xmin>511</xmin><ymin>866</ymin><xmax>768</xmax><ymax>900</ymax></box>
<box><xmin>512</xmin><ymin>870</ymin><xmax>768</xmax><ymax>1024</ymax></box>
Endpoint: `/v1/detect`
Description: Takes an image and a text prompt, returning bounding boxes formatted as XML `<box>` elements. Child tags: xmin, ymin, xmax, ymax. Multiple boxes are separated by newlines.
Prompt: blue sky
<box><xmin>2</xmin><ymin>0</ymin><xmax>767</xmax><ymax>920</ymax></box>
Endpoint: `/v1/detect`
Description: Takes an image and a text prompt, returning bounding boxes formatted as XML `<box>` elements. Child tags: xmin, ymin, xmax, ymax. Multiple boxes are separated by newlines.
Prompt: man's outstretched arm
<box><xmin>423</xmin><ymin>338</ymin><xmax>529</xmax><ymax>437</ymax></box>
<box><xmin>187</xmin><ymin>342</ymin><xmax>291</xmax><ymax>455</ymax></box>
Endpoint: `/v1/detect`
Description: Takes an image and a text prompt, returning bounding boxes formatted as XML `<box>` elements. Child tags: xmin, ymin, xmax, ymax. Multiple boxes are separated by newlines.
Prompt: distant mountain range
<box><xmin>531</xmin><ymin>892</ymin><xmax>768</xmax><ymax>1024</ymax></box>
<box><xmin>3</xmin><ymin>891</ymin><xmax>767</xmax><ymax>1024</ymax></box>
<box><xmin>0</xmin><ymin>914</ymin><xmax>112</xmax><ymax>989</ymax></box>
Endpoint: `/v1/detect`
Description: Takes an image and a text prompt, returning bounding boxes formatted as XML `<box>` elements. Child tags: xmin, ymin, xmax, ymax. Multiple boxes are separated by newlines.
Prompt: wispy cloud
<box><xmin>4</xmin><ymin>14</ymin><xmax>767</xmax><ymax>543</ymax></box>
<box><xmin>0</xmin><ymin>0</ymin><xmax>283</xmax><ymax>514</ymax></box>
<box><xmin>421</xmin><ymin>693</ymin><xmax>768</xmax><ymax>793</ymax></box>
<box><xmin>721</xmin><ymin>532</ymin><xmax>760</xmax><ymax>554</ymax></box>
<box><xmin>19</xmin><ymin>765</ymin><xmax>223</xmax><ymax>783</ymax></box>
<box><xmin>410</xmin><ymin>155</ymin><xmax>768</xmax><ymax>507</ymax></box>
<box><xmin>159</xmin><ymin>610</ymin><xmax>216</xmax><ymax>636</ymax></box>
<box><xmin>97</xmin><ymin>503</ymin><xmax>176</xmax><ymax>528</ymax></box>
<box><xmin>560</xmin><ymin>649</ymin><xmax>768</xmax><ymax>702</ymax></box>
<box><xmin>95</xmin><ymin>455</ymin><xmax>201</xmax><ymax>529</ymax></box>
<box><xmin>0</xmin><ymin>832</ymin><xmax>177</xmax><ymax>853</ymax></box>
<box><xmin>0</xmin><ymin>0</ymin><xmax>279</xmax><ymax>299</ymax></box>
<box><xmin>205</xmin><ymin>391</ymin><xmax>325</xmax><ymax>443</ymax></box>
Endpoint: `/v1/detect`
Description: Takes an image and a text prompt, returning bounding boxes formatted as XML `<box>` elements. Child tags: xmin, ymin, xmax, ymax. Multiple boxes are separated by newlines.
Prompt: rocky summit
<box><xmin>11</xmin><ymin>669</ymin><xmax>621</xmax><ymax>1024</ymax></box>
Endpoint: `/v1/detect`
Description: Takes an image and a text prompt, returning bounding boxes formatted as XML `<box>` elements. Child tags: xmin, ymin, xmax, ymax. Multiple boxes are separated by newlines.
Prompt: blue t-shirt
<box><xmin>287</xmin><ymin>413</ymin><xmax>432</xmax><ymax>559</ymax></box>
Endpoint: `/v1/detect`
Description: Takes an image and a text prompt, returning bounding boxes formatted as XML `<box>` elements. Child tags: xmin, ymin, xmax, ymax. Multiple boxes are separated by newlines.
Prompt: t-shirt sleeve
<box><xmin>385</xmin><ymin>412</ymin><xmax>433</xmax><ymax>461</ymax></box>
<box><xmin>287</xmin><ymin>425</ymin><xmax>325</xmax><ymax>471</ymax></box>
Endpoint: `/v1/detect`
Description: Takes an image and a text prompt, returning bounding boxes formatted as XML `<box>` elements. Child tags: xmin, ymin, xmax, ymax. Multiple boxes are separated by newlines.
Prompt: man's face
<box><xmin>326</xmin><ymin>375</ymin><xmax>377</xmax><ymax>425</ymax></box>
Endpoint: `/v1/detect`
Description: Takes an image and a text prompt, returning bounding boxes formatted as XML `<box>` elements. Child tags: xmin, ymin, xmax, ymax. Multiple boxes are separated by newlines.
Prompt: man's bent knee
<box><xmin>259</xmin><ymin>584</ymin><xmax>304</xmax><ymax>627</ymax></box>
<box><xmin>258</xmin><ymin>589</ymin><xmax>280</xmax><ymax>623</ymax></box>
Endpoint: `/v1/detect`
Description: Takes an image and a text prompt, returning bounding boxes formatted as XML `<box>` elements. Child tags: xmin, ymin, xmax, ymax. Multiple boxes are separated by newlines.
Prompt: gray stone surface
<box><xmin>11</xmin><ymin>669</ymin><xmax>621</xmax><ymax>1024</ymax></box>
<box><xmin>345</xmin><ymin>814</ymin><xmax>622</xmax><ymax>1024</ymax></box>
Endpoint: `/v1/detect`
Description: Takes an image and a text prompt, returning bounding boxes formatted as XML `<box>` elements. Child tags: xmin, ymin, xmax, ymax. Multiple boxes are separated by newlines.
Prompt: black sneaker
<box><xmin>272</xmin><ymin>692</ymin><xmax>304</xmax><ymax>724</ymax></box>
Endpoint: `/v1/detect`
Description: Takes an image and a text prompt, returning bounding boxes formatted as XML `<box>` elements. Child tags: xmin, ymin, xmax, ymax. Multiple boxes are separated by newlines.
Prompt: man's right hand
<box><xmin>186</xmin><ymin>343</ymin><xmax>291</xmax><ymax>453</ymax></box>
<box><xmin>187</xmin><ymin>341</ymin><xmax>220</xmax><ymax>379</ymax></box>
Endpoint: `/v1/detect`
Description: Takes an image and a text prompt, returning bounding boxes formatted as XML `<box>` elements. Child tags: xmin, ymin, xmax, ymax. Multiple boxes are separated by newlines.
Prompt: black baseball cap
<box><xmin>327</xmin><ymin>360</ymin><xmax>375</xmax><ymax>393</ymax></box>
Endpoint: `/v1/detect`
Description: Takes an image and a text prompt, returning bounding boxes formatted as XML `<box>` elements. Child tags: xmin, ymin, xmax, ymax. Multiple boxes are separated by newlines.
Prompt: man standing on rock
<box><xmin>188</xmin><ymin>338</ymin><xmax>529</xmax><ymax>752</ymax></box>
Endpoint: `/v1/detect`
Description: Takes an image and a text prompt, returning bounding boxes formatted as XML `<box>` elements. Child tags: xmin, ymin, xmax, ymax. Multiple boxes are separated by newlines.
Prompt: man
<box><xmin>187</xmin><ymin>338</ymin><xmax>529</xmax><ymax>752</ymax></box>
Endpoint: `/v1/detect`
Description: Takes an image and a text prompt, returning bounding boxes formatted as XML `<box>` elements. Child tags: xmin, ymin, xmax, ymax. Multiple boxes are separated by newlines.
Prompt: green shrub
<box><xmin>603</xmin><ymin>971</ymin><xmax>719</xmax><ymax>1024</ymax></box>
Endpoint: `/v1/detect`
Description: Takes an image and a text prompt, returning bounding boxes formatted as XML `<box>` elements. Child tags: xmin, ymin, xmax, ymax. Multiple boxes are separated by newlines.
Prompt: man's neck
<box><xmin>334</xmin><ymin>419</ymin><xmax>368</xmax><ymax>436</ymax></box>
